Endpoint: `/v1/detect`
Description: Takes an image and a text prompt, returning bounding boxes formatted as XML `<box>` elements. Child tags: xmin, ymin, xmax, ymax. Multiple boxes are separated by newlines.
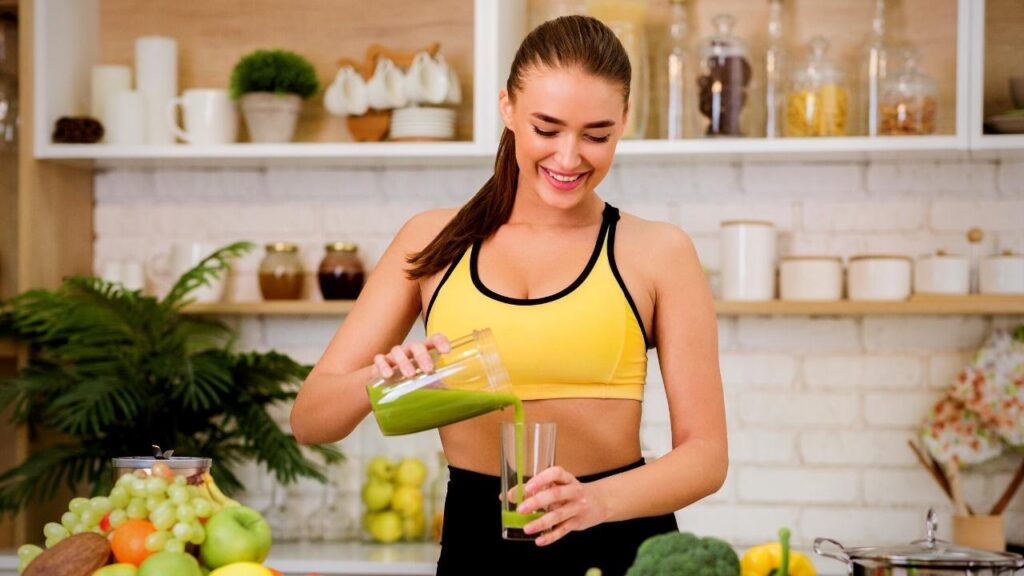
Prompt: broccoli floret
<box><xmin>626</xmin><ymin>531</ymin><xmax>740</xmax><ymax>576</ymax></box>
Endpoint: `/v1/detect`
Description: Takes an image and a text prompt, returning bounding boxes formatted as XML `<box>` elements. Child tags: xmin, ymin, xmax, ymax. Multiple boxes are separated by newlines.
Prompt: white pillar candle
<box><xmin>90</xmin><ymin>65</ymin><xmax>132</xmax><ymax>134</ymax></box>
<box><xmin>135</xmin><ymin>36</ymin><xmax>178</xmax><ymax>145</ymax></box>
<box><xmin>720</xmin><ymin>220</ymin><xmax>777</xmax><ymax>301</ymax></box>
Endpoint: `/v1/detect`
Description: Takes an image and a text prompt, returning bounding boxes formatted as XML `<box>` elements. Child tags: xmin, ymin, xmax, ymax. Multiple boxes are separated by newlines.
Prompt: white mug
<box><xmin>404</xmin><ymin>51</ymin><xmax>449</xmax><ymax>105</ymax></box>
<box><xmin>104</xmin><ymin>90</ymin><xmax>146</xmax><ymax>146</ymax></box>
<box><xmin>150</xmin><ymin>242</ymin><xmax>226</xmax><ymax>303</ymax></box>
<box><xmin>445</xmin><ymin>63</ymin><xmax>462</xmax><ymax>105</ymax></box>
<box><xmin>367</xmin><ymin>58</ymin><xmax>406</xmax><ymax>110</ymax></box>
<box><xmin>324</xmin><ymin>66</ymin><xmax>368</xmax><ymax>116</ymax></box>
<box><xmin>167</xmin><ymin>89</ymin><xmax>238</xmax><ymax>145</ymax></box>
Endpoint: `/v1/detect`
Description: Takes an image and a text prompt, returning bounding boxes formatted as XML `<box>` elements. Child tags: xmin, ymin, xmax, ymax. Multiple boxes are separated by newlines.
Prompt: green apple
<box><xmin>361</xmin><ymin>478</ymin><xmax>394</xmax><ymax>512</ymax></box>
<box><xmin>208</xmin><ymin>562</ymin><xmax>273</xmax><ymax>576</ymax></box>
<box><xmin>368</xmin><ymin>510</ymin><xmax>403</xmax><ymax>543</ymax></box>
<box><xmin>390</xmin><ymin>485</ymin><xmax>423</xmax><ymax>516</ymax></box>
<box><xmin>402</xmin><ymin>511</ymin><xmax>425</xmax><ymax>540</ymax></box>
<box><xmin>138</xmin><ymin>551</ymin><xmax>202</xmax><ymax>576</ymax></box>
<box><xmin>199</xmin><ymin>506</ymin><xmax>272</xmax><ymax>569</ymax></box>
<box><xmin>394</xmin><ymin>458</ymin><xmax>427</xmax><ymax>487</ymax></box>
<box><xmin>93</xmin><ymin>564</ymin><xmax>139</xmax><ymax>576</ymax></box>
<box><xmin>366</xmin><ymin>456</ymin><xmax>394</xmax><ymax>481</ymax></box>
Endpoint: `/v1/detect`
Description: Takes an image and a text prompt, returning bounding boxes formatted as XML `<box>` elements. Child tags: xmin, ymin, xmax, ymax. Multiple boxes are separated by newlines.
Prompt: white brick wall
<box><xmin>93</xmin><ymin>158</ymin><xmax>1024</xmax><ymax>549</ymax></box>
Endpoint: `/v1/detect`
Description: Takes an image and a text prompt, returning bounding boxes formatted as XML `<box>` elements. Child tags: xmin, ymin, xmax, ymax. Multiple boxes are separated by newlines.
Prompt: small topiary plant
<box><xmin>229</xmin><ymin>48</ymin><xmax>320</xmax><ymax>100</ymax></box>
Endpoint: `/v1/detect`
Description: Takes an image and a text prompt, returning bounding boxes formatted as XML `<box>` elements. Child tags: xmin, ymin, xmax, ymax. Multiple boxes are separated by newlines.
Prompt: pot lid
<box><xmin>815</xmin><ymin>510</ymin><xmax>1024</xmax><ymax>568</ymax></box>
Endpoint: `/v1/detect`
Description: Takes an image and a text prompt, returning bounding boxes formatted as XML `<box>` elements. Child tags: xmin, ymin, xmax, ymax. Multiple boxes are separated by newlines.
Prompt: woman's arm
<box><xmin>290</xmin><ymin>209</ymin><xmax>453</xmax><ymax>445</ymax></box>
<box><xmin>519</xmin><ymin>223</ymin><xmax>727</xmax><ymax>545</ymax></box>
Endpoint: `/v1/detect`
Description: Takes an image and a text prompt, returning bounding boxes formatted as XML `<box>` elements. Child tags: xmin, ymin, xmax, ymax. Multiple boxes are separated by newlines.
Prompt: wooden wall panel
<box><xmin>984</xmin><ymin>0</ymin><xmax>1024</xmax><ymax>119</ymax></box>
<box><xmin>98</xmin><ymin>0</ymin><xmax>476</xmax><ymax>142</ymax></box>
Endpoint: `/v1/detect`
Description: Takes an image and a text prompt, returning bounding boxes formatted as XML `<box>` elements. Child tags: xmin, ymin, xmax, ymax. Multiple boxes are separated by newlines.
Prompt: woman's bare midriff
<box><xmin>438</xmin><ymin>397</ymin><xmax>644</xmax><ymax>477</ymax></box>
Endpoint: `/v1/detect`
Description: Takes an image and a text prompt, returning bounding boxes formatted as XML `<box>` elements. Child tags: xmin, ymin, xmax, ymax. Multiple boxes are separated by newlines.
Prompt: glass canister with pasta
<box><xmin>785</xmin><ymin>36</ymin><xmax>848</xmax><ymax>137</ymax></box>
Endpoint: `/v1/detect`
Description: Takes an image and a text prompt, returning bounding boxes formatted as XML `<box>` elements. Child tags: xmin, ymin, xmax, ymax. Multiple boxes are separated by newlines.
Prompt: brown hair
<box><xmin>405</xmin><ymin>15</ymin><xmax>632</xmax><ymax>279</ymax></box>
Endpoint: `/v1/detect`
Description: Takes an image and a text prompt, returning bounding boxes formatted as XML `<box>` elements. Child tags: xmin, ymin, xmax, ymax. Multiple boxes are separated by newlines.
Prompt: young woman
<box><xmin>291</xmin><ymin>15</ymin><xmax>727</xmax><ymax>575</ymax></box>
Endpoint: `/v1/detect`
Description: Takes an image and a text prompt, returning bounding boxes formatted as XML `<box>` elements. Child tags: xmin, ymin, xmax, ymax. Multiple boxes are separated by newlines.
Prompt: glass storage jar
<box><xmin>696</xmin><ymin>13</ymin><xmax>751</xmax><ymax>137</ymax></box>
<box><xmin>318</xmin><ymin>242</ymin><xmax>365</xmax><ymax>300</ymax></box>
<box><xmin>785</xmin><ymin>36</ymin><xmax>848</xmax><ymax>137</ymax></box>
<box><xmin>879</xmin><ymin>48</ymin><xmax>937</xmax><ymax>136</ymax></box>
<box><xmin>588</xmin><ymin>0</ymin><xmax>649</xmax><ymax>139</ymax></box>
<box><xmin>258</xmin><ymin>242</ymin><xmax>305</xmax><ymax>300</ymax></box>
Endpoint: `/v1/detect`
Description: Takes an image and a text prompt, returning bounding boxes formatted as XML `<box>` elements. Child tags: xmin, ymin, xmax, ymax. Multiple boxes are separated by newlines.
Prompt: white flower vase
<box><xmin>240</xmin><ymin>92</ymin><xmax>302</xmax><ymax>143</ymax></box>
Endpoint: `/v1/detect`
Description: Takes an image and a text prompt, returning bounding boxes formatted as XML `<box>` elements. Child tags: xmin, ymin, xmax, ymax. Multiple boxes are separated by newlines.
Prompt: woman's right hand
<box><xmin>372</xmin><ymin>333</ymin><xmax>451</xmax><ymax>379</ymax></box>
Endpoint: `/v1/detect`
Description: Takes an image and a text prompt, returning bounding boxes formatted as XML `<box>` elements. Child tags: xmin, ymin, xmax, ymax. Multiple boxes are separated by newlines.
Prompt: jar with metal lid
<box><xmin>785</xmin><ymin>36</ymin><xmax>849</xmax><ymax>137</ymax></box>
<box><xmin>696</xmin><ymin>13</ymin><xmax>752</xmax><ymax>137</ymax></box>
<box><xmin>318</xmin><ymin>242</ymin><xmax>365</xmax><ymax>301</ymax></box>
<box><xmin>880</xmin><ymin>47</ymin><xmax>937</xmax><ymax>135</ymax></box>
<box><xmin>259</xmin><ymin>242</ymin><xmax>305</xmax><ymax>300</ymax></box>
<box><xmin>815</xmin><ymin>509</ymin><xmax>1024</xmax><ymax>575</ymax></box>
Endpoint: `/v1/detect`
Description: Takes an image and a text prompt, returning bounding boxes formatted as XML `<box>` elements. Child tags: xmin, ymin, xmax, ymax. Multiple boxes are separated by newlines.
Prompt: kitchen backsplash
<box><xmin>93</xmin><ymin>158</ymin><xmax>1024</xmax><ymax>548</ymax></box>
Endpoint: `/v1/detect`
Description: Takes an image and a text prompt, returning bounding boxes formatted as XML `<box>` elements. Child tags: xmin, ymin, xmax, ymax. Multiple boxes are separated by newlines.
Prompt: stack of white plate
<box><xmin>390</xmin><ymin>106</ymin><xmax>456</xmax><ymax>141</ymax></box>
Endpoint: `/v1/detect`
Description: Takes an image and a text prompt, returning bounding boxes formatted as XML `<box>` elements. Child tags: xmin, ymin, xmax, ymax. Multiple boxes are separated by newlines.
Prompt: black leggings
<box><xmin>436</xmin><ymin>459</ymin><xmax>678</xmax><ymax>576</ymax></box>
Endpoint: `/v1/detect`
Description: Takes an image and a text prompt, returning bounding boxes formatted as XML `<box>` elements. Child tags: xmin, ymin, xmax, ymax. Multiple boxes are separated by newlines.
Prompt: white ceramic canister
<box><xmin>914</xmin><ymin>251</ymin><xmax>970</xmax><ymax>295</ymax></box>
<box><xmin>847</xmin><ymin>255</ymin><xmax>913</xmax><ymax>301</ymax></box>
<box><xmin>720</xmin><ymin>220</ymin><xmax>777</xmax><ymax>301</ymax></box>
<box><xmin>779</xmin><ymin>256</ymin><xmax>843</xmax><ymax>301</ymax></box>
<box><xmin>980</xmin><ymin>251</ymin><xmax>1024</xmax><ymax>295</ymax></box>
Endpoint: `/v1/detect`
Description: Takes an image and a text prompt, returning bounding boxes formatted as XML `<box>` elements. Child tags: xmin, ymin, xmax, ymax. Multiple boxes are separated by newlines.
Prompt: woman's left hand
<box><xmin>517</xmin><ymin>466</ymin><xmax>609</xmax><ymax>546</ymax></box>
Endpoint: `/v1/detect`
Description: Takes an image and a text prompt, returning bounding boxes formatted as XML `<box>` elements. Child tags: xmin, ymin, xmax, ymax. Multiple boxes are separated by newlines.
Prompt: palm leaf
<box><xmin>164</xmin><ymin>242</ymin><xmax>254</xmax><ymax>308</ymax></box>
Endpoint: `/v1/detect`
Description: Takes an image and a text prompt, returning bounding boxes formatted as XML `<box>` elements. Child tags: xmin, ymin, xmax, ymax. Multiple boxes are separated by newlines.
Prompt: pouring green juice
<box><xmin>366</xmin><ymin>329</ymin><xmax>548</xmax><ymax>539</ymax></box>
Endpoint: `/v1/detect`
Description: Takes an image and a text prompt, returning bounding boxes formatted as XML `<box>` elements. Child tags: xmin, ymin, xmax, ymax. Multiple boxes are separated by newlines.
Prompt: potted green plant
<box><xmin>230</xmin><ymin>49</ymin><xmax>320</xmax><ymax>143</ymax></box>
<box><xmin>0</xmin><ymin>241</ymin><xmax>340</xmax><ymax>514</ymax></box>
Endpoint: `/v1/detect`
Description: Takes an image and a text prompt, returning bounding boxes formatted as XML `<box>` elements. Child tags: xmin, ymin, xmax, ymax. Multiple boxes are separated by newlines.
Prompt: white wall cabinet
<box><xmin>30</xmin><ymin>0</ymin><xmax>1024</xmax><ymax>168</ymax></box>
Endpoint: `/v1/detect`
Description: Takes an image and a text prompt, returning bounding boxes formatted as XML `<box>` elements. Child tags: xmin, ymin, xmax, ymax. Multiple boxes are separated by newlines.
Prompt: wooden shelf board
<box><xmin>182</xmin><ymin>300</ymin><xmax>355</xmax><ymax>316</ymax></box>
<box><xmin>181</xmin><ymin>295</ymin><xmax>1024</xmax><ymax>317</ymax></box>
<box><xmin>714</xmin><ymin>295</ymin><xmax>1024</xmax><ymax>316</ymax></box>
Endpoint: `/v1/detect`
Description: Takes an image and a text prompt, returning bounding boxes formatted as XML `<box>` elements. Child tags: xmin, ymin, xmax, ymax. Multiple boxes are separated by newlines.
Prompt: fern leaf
<box><xmin>164</xmin><ymin>242</ymin><xmax>254</xmax><ymax>308</ymax></box>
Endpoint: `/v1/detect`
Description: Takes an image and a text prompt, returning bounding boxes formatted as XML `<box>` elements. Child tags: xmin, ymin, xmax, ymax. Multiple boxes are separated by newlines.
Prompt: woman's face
<box><xmin>499</xmin><ymin>67</ymin><xmax>627</xmax><ymax>210</ymax></box>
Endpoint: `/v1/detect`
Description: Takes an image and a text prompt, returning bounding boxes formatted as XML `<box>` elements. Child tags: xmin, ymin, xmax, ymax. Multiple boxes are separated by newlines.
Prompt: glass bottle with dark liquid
<box><xmin>318</xmin><ymin>242</ymin><xmax>364</xmax><ymax>300</ymax></box>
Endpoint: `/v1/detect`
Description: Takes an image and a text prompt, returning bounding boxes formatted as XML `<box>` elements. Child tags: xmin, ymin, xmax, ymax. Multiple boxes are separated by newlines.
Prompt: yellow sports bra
<box><xmin>425</xmin><ymin>204</ymin><xmax>649</xmax><ymax>401</ymax></box>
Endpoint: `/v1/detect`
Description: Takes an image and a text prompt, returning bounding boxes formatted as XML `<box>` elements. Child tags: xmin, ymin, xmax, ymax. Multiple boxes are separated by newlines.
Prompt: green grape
<box><xmin>130</xmin><ymin>477</ymin><xmax>148</xmax><ymax>497</ymax></box>
<box><xmin>173</xmin><ymin>475</ymin><xmax>187</xmax><ymax>486</ymax></box>
<box><xmin>79</xmin><ymin>509</ymin><xmax>98</xmax><ymax>527</ymax></box>
<box><xmin>187</xmin><ymin>520</ymin><xmax>205</xmax><ymax>545</ymax></box>
<box><xmin>17</xmin><ymin>558</ymin><xmax>29</xmax><ymax>574</ymax></box>
<box><xmin>171</xmin><ymin>521</ymin><xmax>192</xmax><ymax>541</ymax></box>
<box><xmin>145</xmin><ymin>495</ymin><xmax>166</xmax><ymax>512</ymax></box>
<box><xmin>145</xmin><ymin>477</ymin><xmax>168</xmax><ymax>497</ymax></box>
<box><xmin>187</xmin><ymin>486</ymin><xmax>200</xmax><ymax>498</ymax></box>
<box><xmin>167</xmin><ymin>485</ymin><xmax>189</xmax><ymax>505</ymax></box>
<box><xmin>192</xmin><ymin>498</ymin><xmax>213</xmax><ymax>519</ymax></box>
<box><xmin>154</xmin><ymin>500</ymin><xmax>176</xmax><ymax>516</ymax></box>
<box><xmin>60</xmin><ymin>512</ymin><xmax>79</xmax><ymax>531</ymax></box>
<box><xmin>89</xmin><ymin>526</ymin><xmax>104</xmax><ymax>535</ymax></box>
<box><xmin>126</xmin><ymin>499</ymin><xmax>148</xmax><ymax>520</ymax></box>
<box><xmin>89</xmin><ymin>496</ymin><xmax>113</xmax><ymax>517</ymax></box>
<box><xmin>108</xmin><ymin>486</ymin><xmax>130</xmax><ymax>509</ymax></box>
<box><xmin>176</xmin><ymin>504</ymin><xmax>196</xmax><ymax>523</ymax></box>
<box><xmin>44</xmin><ymin>536</ymin><xmax>63</xmax><ymax>548</ymax></box>
<box><xmin>43</xmin><ymin>522</ymin><xmax>69</xmax><ymax>540</ymax></box>
<box><xmin>68</xmin><ymin>497</ymin><xmax>90</xmax><ymax>515</ymax></box>
<box><xmin>164</xmin><ymin>538</ymin><xmax>186</xmax><ymax>553</ymax></box>
<box><xmin>144</xmin><ymin>530</ymin><xmax>169</xmax><ymax>552</ymax></box>
<box><xmin>108</xmin><ymin>509</ymin><xmax>128</xmax><ymax>529</ymax></box>
<box><xmin>17</xmin><ymin>544</ymin><xmax>43</xmax><ymax>561</ymax></box>
<box><xmin>150</xmin><ymin>507</ymin><xmax>176</xmax><ymax>531</ymax></box>
<box><xmin>71</xmin><ymin>523</ymin><xmax>89</xmax><ymax>535</ymax></box>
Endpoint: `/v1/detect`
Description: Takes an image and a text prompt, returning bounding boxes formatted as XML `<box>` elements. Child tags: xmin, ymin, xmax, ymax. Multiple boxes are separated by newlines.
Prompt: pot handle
<box><xmin>813</xmin><ymin>537</ymin><xmax>852</xmax><ymax>565</ymax></box>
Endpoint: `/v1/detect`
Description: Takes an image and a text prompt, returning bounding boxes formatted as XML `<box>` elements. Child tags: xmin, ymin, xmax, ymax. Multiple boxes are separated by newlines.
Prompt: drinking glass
<box><xmin>500</xmin><ymin>421</ymin><xmax>556</xmax><ymax>541</ymax></box>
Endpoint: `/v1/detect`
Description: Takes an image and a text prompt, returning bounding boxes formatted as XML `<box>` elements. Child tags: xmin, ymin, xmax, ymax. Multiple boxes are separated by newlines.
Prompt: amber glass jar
<box><xmin>259</xmin><ymin>242</ymin><xmax>305</xmax><ymax>300</ymax></box>
<box><xmin>318</xmin><ymin>242</ymin><xmax>364</xmax><ymax>300</ymax></box>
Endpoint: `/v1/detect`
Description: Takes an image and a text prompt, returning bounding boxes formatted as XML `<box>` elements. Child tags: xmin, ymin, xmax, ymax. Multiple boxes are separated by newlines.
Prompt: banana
<box><xmin>203</xmin><ymin>472</ymin><xmax>241</xmax><ymax>508</ymax></box>
<box><xmin>194</xmin><ymin>482</ymin><xmax>222</xmax><ymax>512</ymax></box>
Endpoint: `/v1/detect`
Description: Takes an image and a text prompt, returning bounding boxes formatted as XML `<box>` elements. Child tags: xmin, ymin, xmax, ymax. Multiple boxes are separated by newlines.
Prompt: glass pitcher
<box><xmin>367</xmin><ymin>328</ymin><xmax>515</xmax><ymax>436</ymax></box>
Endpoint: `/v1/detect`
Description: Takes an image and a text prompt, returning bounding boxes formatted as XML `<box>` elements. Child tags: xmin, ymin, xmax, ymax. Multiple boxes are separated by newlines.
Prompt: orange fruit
<box><xmin>110</xmin><ymin>519</ymin><xmax>157</xmax><ymax>566</ymax></box>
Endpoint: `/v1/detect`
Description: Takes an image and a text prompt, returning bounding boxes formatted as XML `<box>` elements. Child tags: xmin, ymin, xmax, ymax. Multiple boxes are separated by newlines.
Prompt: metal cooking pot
<box><xmin>814</xmin><ymin>510</ymin><xmax>1024</xmax><ymax>575</ymax></box>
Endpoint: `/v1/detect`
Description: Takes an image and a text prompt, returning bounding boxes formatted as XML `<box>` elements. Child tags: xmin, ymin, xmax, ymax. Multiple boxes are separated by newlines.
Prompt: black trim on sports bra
<box><xmin>423</xmin><ymin>248</ymin><xmax>467</xmax><ymax>326</ymax></box>
<box><xmin>606</xmin><ymin>206</ymin><xmax>653</xmax><ymax>349</ymax></box>
<box><xmin>470</xmin><ymin>204</ymin><xmax>612</xmax><ymax>306</ymax></box>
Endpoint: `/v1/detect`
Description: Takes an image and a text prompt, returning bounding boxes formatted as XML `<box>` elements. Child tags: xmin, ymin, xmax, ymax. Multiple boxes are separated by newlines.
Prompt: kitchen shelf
<box><xmin>181</xmin><ymin>295</ymin><xmax>1024</xmax><ymax>317</ymax></box>
<box><xmin>182</xmin><ymin>300</ymin><xmax>355</xmax><ymax>316</ymax></box>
